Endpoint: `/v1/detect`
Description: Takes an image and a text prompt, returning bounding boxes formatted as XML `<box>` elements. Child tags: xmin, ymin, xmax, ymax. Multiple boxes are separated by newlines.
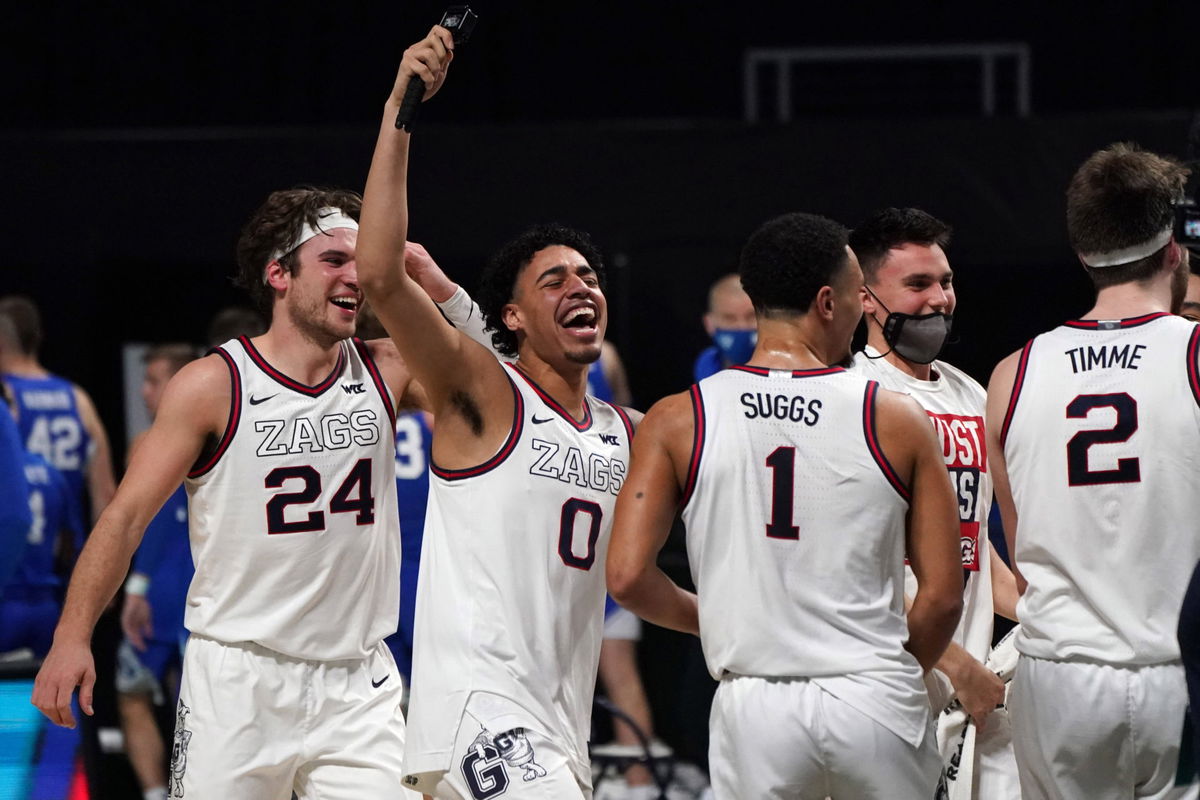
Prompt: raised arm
<box><xmin>607</xmin><ymin>392</ymin><xmax>698</xmax><ymax>635</ymax></box>
<box><xmin>876</xmin><ymin>389</ymin><xmax>963</xmax><ymax>671</ymax></box>
<box><xmin>32</xmin><ymin>356</ymin><xmax>227</xmax><ymax>728</ymax></box>
<box><xmin>985</xmin><ymin>350</ymin><xmax>1026</xmax><ymax>595</ymax></box>
<box><xmin>357</xmin><ymin>31</ymin><xmax>517</xmax><ymax>470</ymax></box>
<box><xmin>404</xmin><ymin>241</ymin><xmax>512</xmax><ymax>362</ymax></box>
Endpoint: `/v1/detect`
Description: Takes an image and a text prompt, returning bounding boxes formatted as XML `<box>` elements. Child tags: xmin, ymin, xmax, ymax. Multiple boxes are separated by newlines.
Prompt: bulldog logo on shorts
<box><xmin>169</xmin><ymin>701</ymin><xmax>193</xmax><ymax>798</ymax></box>
<box><xmin>460</xmin><ymin>726</ymin><xmax>547</xmax><ymax>799</ymax></box>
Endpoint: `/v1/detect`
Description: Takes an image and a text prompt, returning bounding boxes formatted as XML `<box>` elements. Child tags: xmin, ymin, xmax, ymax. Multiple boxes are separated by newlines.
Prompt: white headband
<box><xmin>1079</xmin><ymin>226</ymin><xmax>1173</xmax><ymax>268</ymax></box>
<box><xmin>265</xmin><ymin>207</ymin><xmax>359</xmax><ymax>281</ymax></box>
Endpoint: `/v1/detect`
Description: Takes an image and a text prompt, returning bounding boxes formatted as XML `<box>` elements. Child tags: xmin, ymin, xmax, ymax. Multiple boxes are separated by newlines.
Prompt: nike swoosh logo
<box><xmin>371</xmin><ymin>675</ymin><xmax>389</xmax><ymax>688</ymax></box>
<box><xmin>531</xmin><ymin>415</ymin><xmax>554</xmax><ymax>424</ymax></box>
<box><xmin>248</xmin><ymin>394</ymin><xmax>277</xmax><ymax>405</ymax></box>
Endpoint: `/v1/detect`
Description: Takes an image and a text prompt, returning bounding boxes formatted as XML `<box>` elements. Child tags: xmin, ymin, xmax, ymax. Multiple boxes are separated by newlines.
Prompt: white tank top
<box><xmin>681</xmin><ymin>365</ymin><xmax>929</xmax><ymax>746</ymax></box>
<box><xmin>851</xmin><ymin>348</ymin><xmax>995</xmax><ymax>704</ymax></box>
<box><xmin>1002</xmin><ymin>313</ymin><xmax>1200</xmax><ymax>664</ymax></box>
<box><xmin>184</xmin><ymin>337</ymin><xmax>400</xmax><ymax>661</ymax></box>
<box><xmin>403</xmin><ymin>363</ymin><xmax>633</xmax><ymax>780</ymax></box>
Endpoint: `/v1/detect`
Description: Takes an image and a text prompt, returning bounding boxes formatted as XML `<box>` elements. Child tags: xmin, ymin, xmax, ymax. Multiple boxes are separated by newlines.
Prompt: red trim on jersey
<box><xmin>510</xmin><ymin>363</ymin><xmax>593</xmax><ymax>431</ymax></box>
<box><xmin>352</xmin><ymin>338</ymin><xmax>397</xmax><ymax>432</ymax></box>
<box><xmin>1188</xmin><ymin>326</ymin><xmax>1200</xmax><ymax>409</ymax></box>
<box><xmin>188</xmin><ymin>347</ymin><xmax>242</xmax><ymax>478</ymax></box>
<box><xmin>1062</xmin><ymin>312</ymin><xmax>1171</xmax><ymax>330</ymax></box>
<box><xmin>239</xmin><ymin>335</ymin><xmax>346</xmax><ymax>396</ymax></box>
<box><xmin>862</xmin><ymin>381</ymin><xmax>910</xmax><ymax>502</ymax></box>
<box><xmin>679</xmin><ymin>384</ymin><xmax>706</xmax><ymax>508</ymax></box>
<box><xmin>999</xmin><ymin>339</ymin><xmax>1035</xmax><ymax>448</ymax></box>
<box><xmin>728</xmin><ymin>365</ymin><xmax>847</xmax><ymax>378</ymax></box>
<box><xmin>431</xmin><ymin>368</ymin><xmax>524</xmax><ymax>480</ymax></box>
<box><xmin>605</xmin><ymin>401</ymin><xmax>635</xmax><ymax>441</ymax></box>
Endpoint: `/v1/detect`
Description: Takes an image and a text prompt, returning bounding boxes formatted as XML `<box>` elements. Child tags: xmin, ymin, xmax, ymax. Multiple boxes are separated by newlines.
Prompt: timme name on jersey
<box><xmin>403</xmin><ymin>362</ymin><xmax>633</xmax><ymax>790</ymax></box>
<box><xmin>183</xmin><ymin>336</ymin><xmax>400</xmax><ymax>662</ymax></box>
<box><xmin>1002</xmin><ymin>313</ymin><xmax>1200</xmax><ymax>664</ymax></box>
<box><xmin>682</xmin><ymin>365</ymin><xmax>930</xmax><ymax>748</ymax></box>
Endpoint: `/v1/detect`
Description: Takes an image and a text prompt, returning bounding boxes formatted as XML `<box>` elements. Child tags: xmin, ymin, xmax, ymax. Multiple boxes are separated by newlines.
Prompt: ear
<box><xmin>814</xmin><ymin>285</ymin><xmax>836</xmax><ymax>321</ymax></box>
<box><xmin>502</xmin><ymin>302</ymin><xmax>523</xmax><ymax>334</ymax></box>
<box><xmin>1166</xmin><ymin>238</ymin><xmax>1184</xmax><ymax>272</ymax></box>
<box><xmin>702</xmin><ymin>312</ymin><xmax>716</xmax><ymax>337</ymax></box>
<box><xmin>264</xmin><ymin>260</ymin><xmax>289</xmax><ymax>292</ymax></box>
<box><xmin>860</xmin><ymin>284</ymin><xmax>877</xmax><ymax>315</ymax></box>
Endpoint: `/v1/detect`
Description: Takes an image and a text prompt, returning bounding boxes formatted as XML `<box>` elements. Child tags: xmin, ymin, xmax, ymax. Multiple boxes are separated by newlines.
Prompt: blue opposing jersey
<box><xmin>586</xmin><ymin>360</ymin><xmax>614</xmax><ymax>403</ymax></box>
<box><xmin>6</xmin><ymin>373</ymin><xmax>91</xmax><ymax>527</ymax></box>
<box><xmin>0</xmin><ymin>407</ymin><xmax>32</xmax><ymax>588</ymax></box>
<box><xmin>4</xmin><ymin>452</ymin><xmax>79</xmax><ymax>593</ymax></box>
<box><xmin>388</xmin><ymin>411</ymin><xmax>432</xmax><ymax>682</ymax></box>
<box><xmin>131</xmin><ymin>486</ymin><xmax>193</xmax><ymax>645</ymax></box>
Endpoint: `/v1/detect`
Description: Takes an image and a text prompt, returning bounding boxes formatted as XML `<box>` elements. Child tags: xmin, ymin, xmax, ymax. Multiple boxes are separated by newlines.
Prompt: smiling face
<box><xmin>273</xmin><ymin>227</ymin><xmax>361</xmax><ymax>346</ymax></box>
<box><xmin>502</xmin><ymin>245</ymin><xmax>607</xmax><ymax>368</ymax></box>
<box><xmin>864</xmin><ymin>242</ymin><xmax>956</xmax><ymax>322</ymax></box>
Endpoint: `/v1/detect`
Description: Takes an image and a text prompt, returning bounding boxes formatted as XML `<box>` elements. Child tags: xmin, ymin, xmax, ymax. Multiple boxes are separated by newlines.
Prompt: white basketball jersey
<box><xmin>403</xmin><ymin>363</ymin><xmax>633</xmax><ymax>781</ymax></box>
<box><xmin>184</xmin><ymin>337</ymin><xmax>400</xmax><ymax>662</ymax></box>
<box><xmin>851</xmin><ymin>348</ymin><xmax>995</xmax><ymax>681</ymax></box>
<box><xmin>681</xmin><ymin>365</ymin><xmax>929</xmax><ymax>746</ymax></box>
<box><xmin>1002</xmin><ymin>313</ymin><xmax>1200</xmax><ymax>664</ymax></box>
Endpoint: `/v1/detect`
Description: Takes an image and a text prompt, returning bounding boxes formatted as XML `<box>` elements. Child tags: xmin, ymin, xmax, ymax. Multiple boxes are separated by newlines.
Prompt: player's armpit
<box><xmin>608</xmin><ymin>392</ymin><xmax>697</xmax><ymax>635</ymax></box>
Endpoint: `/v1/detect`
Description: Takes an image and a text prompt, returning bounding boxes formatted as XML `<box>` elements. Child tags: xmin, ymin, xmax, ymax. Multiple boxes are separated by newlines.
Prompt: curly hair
<box><xmin>234</xmin><ymin>187</ymin><xmax>363</xmax><ymax>318</ymax></box>
<box><xmin>848</xmin><ymin>208</ymin><xmax>953</xmax><ymax>281</ymax></box>
<box><xmin>739</xmin><ymin>213</ymin><xmax>849</xmax><ymax>316</ymax></box>
<box><xmin>1067</xmin><ymin>143</ymin><xmax>1189</xmax><ymax>289</ymax></box>
<box><xmin>476</xmin><ymin>224</ymin><xmax>606</xmax><ymax>358</ymax></box>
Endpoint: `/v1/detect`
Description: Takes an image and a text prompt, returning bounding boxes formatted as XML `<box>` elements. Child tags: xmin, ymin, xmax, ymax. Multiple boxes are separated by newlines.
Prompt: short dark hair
<box><xmin>1067</xmin><ymin>143</ymin><xmax>1189</xmax><ymax>290</ymax></box>
<box><xmin>739</xmin><ymin>213</ymin><xmax>849</xmax><ymax>315</ymax></box>
<box><xmin>0</xmin><ymin>295</ymin><xmax>43</xmax><ymax>355</ymax></box>
<box><xmin>234</xmin><ymin>187</ymin><xmax>363</xmax><ymax>318</ymax></box>
<box><xmin>476</xmin><ymin>224</ymin><xmax>606</xmax><ymax>358</ymax></box>
<box><xmin>848</xmin><ymin>208</ymin><xmax>952</xmax><ymax>281</ymax></box>
<box><xmin>144</xmin><ymin>343</ymin><xmax>198</xmax><ymax>374</ymax></box>
<box><xmin>206</xmin><ymin>306</ymin><xmax>266</xmax><ymax>347</ymax></box>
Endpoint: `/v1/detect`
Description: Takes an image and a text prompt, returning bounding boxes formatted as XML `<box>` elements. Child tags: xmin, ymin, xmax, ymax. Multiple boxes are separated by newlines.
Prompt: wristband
<box><xmin>125</xmin><ymin>573</ymin><xmax>150</xmax><ymax>597</ymax></box>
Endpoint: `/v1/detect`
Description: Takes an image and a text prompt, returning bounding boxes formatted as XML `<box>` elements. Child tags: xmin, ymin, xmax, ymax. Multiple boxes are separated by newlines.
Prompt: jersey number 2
<box><xmin>1065</xmin><ymin>393</ymin><xmax>1140</xmax><ymax>486</ymax></box>
<box><xmin>265</xmin><ymin>459</ymin><xmax>375</xmax><ymax>534</ymax></box>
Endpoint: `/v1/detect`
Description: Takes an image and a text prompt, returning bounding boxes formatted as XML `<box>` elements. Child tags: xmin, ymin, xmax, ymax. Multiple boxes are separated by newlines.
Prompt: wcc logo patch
<box><xmin>460</xmin><ymin>726</ymin><xmax>547</xmax><ymax>799</ymax></box>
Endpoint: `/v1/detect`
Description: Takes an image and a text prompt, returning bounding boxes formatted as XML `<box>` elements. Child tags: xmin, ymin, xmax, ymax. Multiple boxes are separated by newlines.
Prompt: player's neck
<box><xmin>1083</xmin><ymin>280</ymin><xmax>1173</xmax><ymax>321</ymax></box>
<box><xmin>514</xmin><ymin>355</ymin><xmax>589</xmax><ymax>421</ymax></box>
<box><xmin>745</xmin><ymin>324</ymin><xmax>835</xmax><ymax>371</ymax></box>
<box><xmin>1</xmin><ymin>354</ymin><xmax>47</xmax><ymax>378</ymax></box>
<box><xmin>865</xmin><ymin>330</ymin><xmax>933</xmax><ymax>381</ymax></box>
<box><xmin>253</xmin><ymin>326</ymin><xmax>344</xmax><ymax>386</ymax></box>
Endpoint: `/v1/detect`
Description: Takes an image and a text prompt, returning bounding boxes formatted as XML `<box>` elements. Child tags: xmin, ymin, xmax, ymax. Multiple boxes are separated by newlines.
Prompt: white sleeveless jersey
<box><xmin>1001</xmin><ymin>313</ymin><xmax>1200</xmax><ymax>664</ymax></box>
<box><xmin>851</xmin><ymin>348</ymin><xmax>995</xmax><ymax>679</ymax></box>
<box><xmin>403</xmin><ymin>363</ymin><xmax>633</xmax><ymax>779</ymax></box>
<box><xmin>184</xmin><ymin>337</ymin><xmax>400</xmax><ymax>662</ymax></box>
<box><xmin>681</xmin><ymin>365</ymin><xmax>929</xmax><ymax>746</ymax></box>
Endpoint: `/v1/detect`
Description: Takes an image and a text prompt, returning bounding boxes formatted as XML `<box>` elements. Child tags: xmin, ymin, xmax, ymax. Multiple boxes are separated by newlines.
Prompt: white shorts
<box><xmin>171</xmin><ymin>635</ymin><xmax>421</xmax><ymax>800</ymax></box>
<box><xmin>708</xmin><ymin>675</ymin><xmax>940</xmax><ymax>799</ymax></box>
<box><xmin>1010</xmin><ymin>656</ymin><xmax>1199</xmax><ymax>800</ymax></box>
<box><xmin>603</xmin><ymin>606</ymin><xmax>642</xmax><ymax>641</ymax></box>
<box><xmin>421</xmin><ymin>695</ymin><xmax>592</xmax><ymax>800</ymax></box>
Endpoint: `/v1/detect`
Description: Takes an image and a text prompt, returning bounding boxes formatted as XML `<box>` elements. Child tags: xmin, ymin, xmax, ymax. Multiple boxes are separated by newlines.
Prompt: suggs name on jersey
<box><xmin>529</xmin><ymin>438</ymin><xmax>627</xmax><ymax>495</ymax></box>
<box><xmin>740</xmin><ymin>392</ymin><xmax>822</xmax><ymax>425</ymax></box>
<box><xmin>255</xmin><ymin>411</ymin><xmax>380</xmax><ymax>457</ymax></box>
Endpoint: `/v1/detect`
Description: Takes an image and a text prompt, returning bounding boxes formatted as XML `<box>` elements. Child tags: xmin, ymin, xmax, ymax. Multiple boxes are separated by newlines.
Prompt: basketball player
<box><xmin>0</xmin><ymin>295</ymin><xmax>116</xmax><ymax>527</ymax></box>
<box><xmin>0</xmin><ymin>370</ymin><xmax>33</xmax><ymax>590</ymax></box>
<box><xmin>607</xmin><ymin>212</ymin><xmax>964</xmax><ymax>798</ymax></box>
<box><xmin>117</xmin><ymin>343</ymin><xmax>197</xmax><ymax>800</ymax></box>
<box><xmin>358</xmin><ymin>28</ymin><xmax>635</xmax><ymax>798</ymax></box>
<box><xmin>987</xmin><ymin>143</ymin><xmax>1200</xmax><ymax>799</ymax></box>
<box><xmin>849</xmin><ymin>207</ymin><xmax>1021</xmax><ymax>798</ymax></box>
<box><xmin>32</xmin><ymin>185</ymin><xmax>428</xmax><ymax>799</ymax></box>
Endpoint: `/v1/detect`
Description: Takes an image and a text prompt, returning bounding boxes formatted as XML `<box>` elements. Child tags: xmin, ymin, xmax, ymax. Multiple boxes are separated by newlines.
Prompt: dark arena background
<box><xmin>1</xmin><ymin>1</ymin><xmax>1196</xmax><ymax>797</ymax></box>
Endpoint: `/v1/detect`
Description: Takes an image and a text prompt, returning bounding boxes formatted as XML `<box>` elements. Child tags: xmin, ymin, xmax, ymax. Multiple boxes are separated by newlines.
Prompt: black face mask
<box><xmin>865</xmin><ymin>287</ymin><xmax>954</xmax><ymax>365</ymax></box>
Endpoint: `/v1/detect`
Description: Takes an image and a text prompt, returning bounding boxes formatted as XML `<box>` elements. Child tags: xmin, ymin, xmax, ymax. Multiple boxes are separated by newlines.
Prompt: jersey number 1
<box><xmin>765</xmin><ymin>446</ymin><xmax>799</xmax><ymax>540</ymax></box>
